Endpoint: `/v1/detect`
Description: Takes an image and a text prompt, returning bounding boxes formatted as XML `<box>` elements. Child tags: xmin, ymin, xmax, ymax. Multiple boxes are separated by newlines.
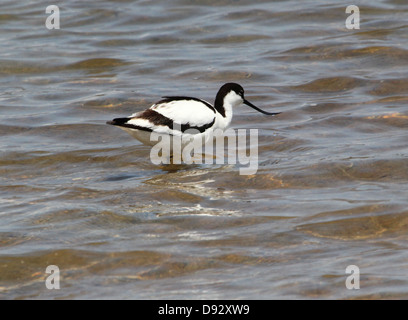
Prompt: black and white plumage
<box><xmin>107</xmin><ymin>83</ymin><xmax>280</xmax><ymax>146</ymax></box>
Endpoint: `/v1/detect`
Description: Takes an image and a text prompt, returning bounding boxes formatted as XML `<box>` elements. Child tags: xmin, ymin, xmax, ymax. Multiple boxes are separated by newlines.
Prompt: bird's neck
<box><xmin>221</xmin><ymin>102</ymin><xmax>233</xmax><ymax>126</ymax></box>
<box><xmin>214</xmin><ymin>92</ymin><xmax>235</xmax><ymax>124</ymax></box>
<box><xmin>214</xmin><ymin>93</ymin><xmax>226</xmax><ymax>117</ymax></box>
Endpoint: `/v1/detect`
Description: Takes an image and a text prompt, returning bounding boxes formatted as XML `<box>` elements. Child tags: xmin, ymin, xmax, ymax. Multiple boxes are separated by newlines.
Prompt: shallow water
<box><xmin>1</xmin><ymin>0</ymin><xmax>408</xmax><ymax>299</ymax></box>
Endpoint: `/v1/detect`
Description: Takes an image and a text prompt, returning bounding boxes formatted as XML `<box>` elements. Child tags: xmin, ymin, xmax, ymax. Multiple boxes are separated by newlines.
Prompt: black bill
<box><xmin>244</xmin><ymin>99</ymin><xmax>281</xmax><ymax>116</ymax></box>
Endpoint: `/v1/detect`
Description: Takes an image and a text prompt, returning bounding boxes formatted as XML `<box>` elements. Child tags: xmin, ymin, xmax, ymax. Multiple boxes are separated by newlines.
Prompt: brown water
<box><xmin>1</xmin><ymin>0</ymin><xmax>408</xmax><ymax>299</ymax></box>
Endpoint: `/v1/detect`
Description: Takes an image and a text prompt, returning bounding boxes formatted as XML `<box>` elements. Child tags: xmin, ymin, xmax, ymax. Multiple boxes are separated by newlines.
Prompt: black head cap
<box><xmin>214</xmin><ymin>83</ymin><xmax>244</xmax><ymax>116</ymax></box>
<box><xmin>217</xmin><ymin>83</ymin><xmax>244</xmax><ymax>98</ymax></box>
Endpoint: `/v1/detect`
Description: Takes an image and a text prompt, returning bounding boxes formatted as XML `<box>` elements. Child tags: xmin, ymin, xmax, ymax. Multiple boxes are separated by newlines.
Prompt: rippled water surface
<box><xmin>1</xmin><ymin>0</ymin><xmax>408</xmax><ymax>299</ymax></box>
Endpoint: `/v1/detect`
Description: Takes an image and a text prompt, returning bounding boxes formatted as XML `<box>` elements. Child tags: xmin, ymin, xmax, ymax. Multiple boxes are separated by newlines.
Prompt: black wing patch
<box><xmin>107</xmin><ymin>118</ymin><xmax>153</xmax><ymax>132</ymax></box>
